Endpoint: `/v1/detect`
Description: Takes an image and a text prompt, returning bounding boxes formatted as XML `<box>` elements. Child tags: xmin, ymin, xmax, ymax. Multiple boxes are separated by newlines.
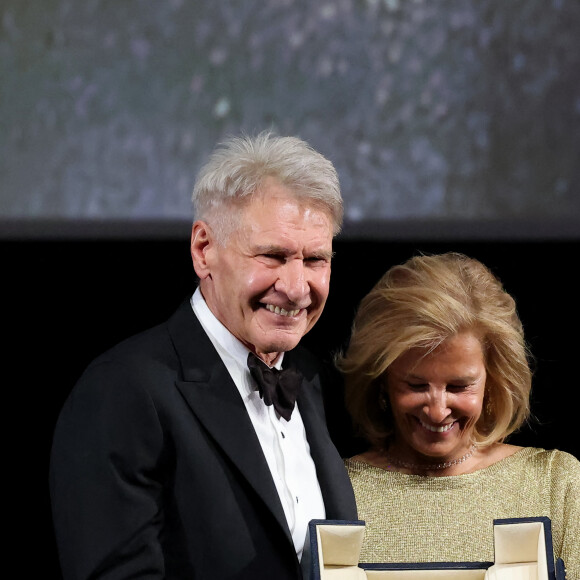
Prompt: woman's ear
<box><xmin>190</xmin><ymin>221</ymin><xmax>212</xmax><ymax>280</ymax></box>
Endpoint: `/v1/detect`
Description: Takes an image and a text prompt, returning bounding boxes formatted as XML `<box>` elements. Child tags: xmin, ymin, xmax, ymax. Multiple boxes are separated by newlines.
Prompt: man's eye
<box><xmin>260</xmin><ymin>254</ymin><xmax>285</xmax><ymax>263</ymax></box>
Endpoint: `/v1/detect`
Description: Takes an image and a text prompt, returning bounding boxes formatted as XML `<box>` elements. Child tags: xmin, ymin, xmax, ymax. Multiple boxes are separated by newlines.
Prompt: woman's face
<box><xmin>386</xmin><ymin>331</ymin><xmax>486</xmax><ymax>462</ymax></box>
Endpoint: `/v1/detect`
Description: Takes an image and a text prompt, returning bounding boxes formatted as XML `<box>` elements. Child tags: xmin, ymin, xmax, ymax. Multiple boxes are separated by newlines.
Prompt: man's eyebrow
<box><xmin>254</xmin><ymin>244</ymin><xmax>290</xmax><ymax>255</ymax></box>
<box><xmin>254</xmin><ymin>245</ymin><xmax>334</xmax><ymax>260</ymax></box>
<box><xmin>308</xmin><ymin>249</ymin><xmax>334</xmax><ymax>260</ymax></box>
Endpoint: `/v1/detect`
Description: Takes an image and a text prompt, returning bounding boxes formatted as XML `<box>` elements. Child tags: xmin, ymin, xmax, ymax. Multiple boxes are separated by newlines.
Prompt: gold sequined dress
<box><xmin>345</xmin><ymin>447</ymin><xmax>579</xmax><ymax>579</ymax></box>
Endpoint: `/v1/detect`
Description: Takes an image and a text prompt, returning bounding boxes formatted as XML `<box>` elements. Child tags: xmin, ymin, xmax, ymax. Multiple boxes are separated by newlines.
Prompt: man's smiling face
<box><xmin>194</xmin><ymin>178</ymin><xmax>334</xmax><ymax>366</ymax></box>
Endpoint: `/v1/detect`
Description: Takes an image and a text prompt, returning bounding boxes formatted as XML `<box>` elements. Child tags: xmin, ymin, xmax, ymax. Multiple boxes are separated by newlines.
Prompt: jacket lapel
<box><xmin>288</xmin><ymin>351</ymin><xmax>358</xmax><ymax>521</ymax></box>
<box><xmin>167</xmin><ymin>301</ymin><xmax>292</xmax><ymax>542</ymax></box>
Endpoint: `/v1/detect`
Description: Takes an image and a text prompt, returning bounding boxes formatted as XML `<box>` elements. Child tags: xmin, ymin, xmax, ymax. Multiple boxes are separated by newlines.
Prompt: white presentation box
<box><xmin>305</xmin><ymin>517</ymin><xmax>567</xmax><ymax>580</ymax></box>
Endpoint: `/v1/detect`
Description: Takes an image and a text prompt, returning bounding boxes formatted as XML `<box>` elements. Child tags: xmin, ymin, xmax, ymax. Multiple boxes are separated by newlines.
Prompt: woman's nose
<box><xmin>424</xmin><ymin>392</ymin><xmax>450</xmax><ymax>423</ymax></box>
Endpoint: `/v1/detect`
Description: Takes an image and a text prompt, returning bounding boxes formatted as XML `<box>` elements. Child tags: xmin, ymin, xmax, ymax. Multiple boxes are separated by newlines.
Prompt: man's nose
<box><xmin>276</xmin><ymin>260</ymin><xmax>309</xmax><ymax>302</ymax></box>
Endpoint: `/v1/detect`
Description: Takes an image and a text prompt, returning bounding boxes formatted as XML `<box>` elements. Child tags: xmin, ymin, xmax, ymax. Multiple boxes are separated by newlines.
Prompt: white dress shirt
<box><xmin>190</xmin><ymin>288</ymin><xmax>326</xmax><ymax>560</ymax></box>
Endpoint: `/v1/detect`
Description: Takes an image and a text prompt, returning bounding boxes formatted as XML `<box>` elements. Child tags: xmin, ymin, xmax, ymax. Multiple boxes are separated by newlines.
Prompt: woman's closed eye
<box><xmin>407</xmin><ymin>382</ymin><xmax>429</xmax><ymax>391</ymax></box>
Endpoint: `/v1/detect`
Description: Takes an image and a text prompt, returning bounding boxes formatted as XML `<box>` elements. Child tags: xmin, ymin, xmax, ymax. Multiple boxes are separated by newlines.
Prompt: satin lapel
<box><xmin>167</xmin><ymin>301</ymin><xmax>291</xmax><ymax>541</ymax></box>
<box><xmin>293</xmin><ymin>358</ymin><xmax>357</xmax><ymax>521</ymax></box>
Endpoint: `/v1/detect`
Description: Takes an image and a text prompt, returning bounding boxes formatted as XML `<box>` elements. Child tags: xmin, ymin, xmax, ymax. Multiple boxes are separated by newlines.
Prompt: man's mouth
<box><xmin>419</xmin><ymin>419</ymin><xmax>456</xmax><ymax>433</ymax></box>
<box><xmin>265</xmin><ymin>304</ymin><xmax>301</xmax><ymax>317</ymax></box>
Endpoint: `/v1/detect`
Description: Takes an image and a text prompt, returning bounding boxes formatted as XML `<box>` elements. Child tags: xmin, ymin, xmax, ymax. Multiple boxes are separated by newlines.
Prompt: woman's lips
<box><xmin>418</xmin><ymin>418</ymin><xmax>456</xmax><ymax>433</ymax></box>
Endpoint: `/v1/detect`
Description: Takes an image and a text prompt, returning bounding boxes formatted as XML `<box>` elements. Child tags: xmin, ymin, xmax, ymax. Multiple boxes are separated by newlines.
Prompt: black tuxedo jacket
<box><xmin>50</xmin><ymin>300</ymin><xmax>357</xmax><ymax>580</ymax></box>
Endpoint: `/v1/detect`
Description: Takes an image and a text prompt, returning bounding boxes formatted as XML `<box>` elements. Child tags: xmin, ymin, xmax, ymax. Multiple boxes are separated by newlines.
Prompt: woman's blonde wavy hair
<box><xmin>336</xmin><ymin>252</ymin><xmax>532</xmax><ymax>450</ymax></box>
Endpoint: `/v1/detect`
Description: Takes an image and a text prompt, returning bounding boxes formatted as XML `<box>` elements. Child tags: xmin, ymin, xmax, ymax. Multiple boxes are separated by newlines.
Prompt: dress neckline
<box><xmin>345</xmin><ymin>446</ymin><xmax>542</xmax><ymax>481</ymax></box>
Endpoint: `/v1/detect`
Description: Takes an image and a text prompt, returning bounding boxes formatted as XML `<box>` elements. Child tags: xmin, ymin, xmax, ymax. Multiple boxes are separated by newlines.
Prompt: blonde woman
<box><xmin>338</xmin><ymin>252</ymin><xmax>579</xmax><ymax>577</ymax></box>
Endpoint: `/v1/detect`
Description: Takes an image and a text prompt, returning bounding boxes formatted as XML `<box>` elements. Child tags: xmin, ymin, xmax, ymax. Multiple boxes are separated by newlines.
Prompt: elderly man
<box><xmin>50</xmin><ymin>132</ymin><xmax>357</xmax><ymax>580</ymax></box>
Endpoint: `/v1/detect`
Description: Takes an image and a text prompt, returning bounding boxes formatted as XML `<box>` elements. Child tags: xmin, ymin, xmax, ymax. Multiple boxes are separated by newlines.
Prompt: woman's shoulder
<box><xmin>344</xmin><ymin>454</ymin><xmax>373</xmax><ymax>474</ymax></box>
<box><xmin>541</xmin><ymin>447</ymin><xmax>580</xmax><ymax>474</ymax></box>
<box><xmin>517</xmin><ymin>446</ymin><xmax>579</xmax><ymax>464</ymax></box>
<box><xmin>344</xmin><ymin>450</ymin><xmax>397</xmax><ymax>478</ymax></box>
<box><xmin>344</xmin><ymin>452</ymin><xmax>392</xmax><ymax>481</ymax></box>
<box><xmin>508</xmin><ymin>447</ymin><xmax>580</xmax><ymax>480</ymax></box>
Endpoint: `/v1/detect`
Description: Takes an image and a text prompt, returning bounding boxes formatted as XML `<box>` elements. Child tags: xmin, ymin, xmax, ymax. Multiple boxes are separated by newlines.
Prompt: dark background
<box><xmin>6</xmin><ymin>236</ymin><xmax>578</xmax><ymax>579</ymax></box>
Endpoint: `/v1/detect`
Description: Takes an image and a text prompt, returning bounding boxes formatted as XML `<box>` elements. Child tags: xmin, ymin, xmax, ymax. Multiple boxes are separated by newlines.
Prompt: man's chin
<box><xmin>265</xmin><ymin>343</ymin><xmax>299</xmax><ymax>356</ymax></box>
<box><xmin>252</xmin><ymin>323</ymin><xmax>309</xmax><ymax>352</ymax></box>
<box><xmin>255</xmin><ymin>335</ymin><xmax>303</xmax><ymax>357</ymax></box>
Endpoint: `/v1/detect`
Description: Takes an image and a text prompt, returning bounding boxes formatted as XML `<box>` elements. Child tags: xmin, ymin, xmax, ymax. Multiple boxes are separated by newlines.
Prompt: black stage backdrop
<box><xmin>7</xmin><ymin>238</ymin><xmax>578</xmax><ymax>579</ymax></box>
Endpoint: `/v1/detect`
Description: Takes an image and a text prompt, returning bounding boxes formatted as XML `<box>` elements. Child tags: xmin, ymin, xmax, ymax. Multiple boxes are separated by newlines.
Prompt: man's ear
<box><xmin>190</xmin><ymin>221</ymin><xmax>212</xmax><ymax>280</ymax></box>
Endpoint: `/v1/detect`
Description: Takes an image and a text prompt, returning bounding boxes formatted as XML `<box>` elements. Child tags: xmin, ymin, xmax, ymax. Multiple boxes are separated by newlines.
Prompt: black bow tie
<box><xmin>247</xmin><ymin>353</ymin><xmax>302</xmax><ymax>421</ymax></box>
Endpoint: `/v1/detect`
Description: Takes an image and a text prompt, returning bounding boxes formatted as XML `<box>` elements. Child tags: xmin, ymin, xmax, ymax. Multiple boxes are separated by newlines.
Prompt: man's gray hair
<box><xmin>191</xmin><ymin>131</ymin><xmax>343</xmax><ymax>243</ymax></box>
